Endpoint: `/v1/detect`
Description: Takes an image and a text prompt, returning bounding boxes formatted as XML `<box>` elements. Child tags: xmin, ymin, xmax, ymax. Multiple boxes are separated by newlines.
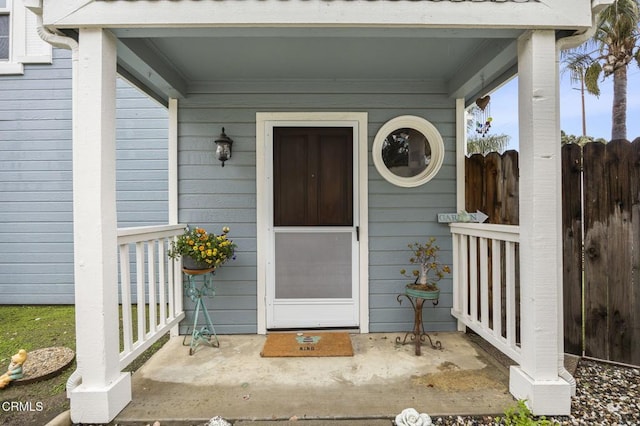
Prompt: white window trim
<box><xmin>372</xmin><ymin>115</ymin><xmax>446</xmax><ymax>188</ymax></box>
<box><xmin>0</xmin><ymin>61</ymin><xmax>24</xmax><ymax>75</ymax></box>
<box><xmin>0</xmin><ymin>0</ymin><xmax>52</xmax><ymax>75</ymax></box>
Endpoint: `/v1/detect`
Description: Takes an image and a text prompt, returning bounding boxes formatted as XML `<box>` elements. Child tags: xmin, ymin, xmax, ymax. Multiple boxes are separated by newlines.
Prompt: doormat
<box><xmin>260</xmin><ymin>332</ymin><xmax>354</xmax><ymax>357</ymax></box>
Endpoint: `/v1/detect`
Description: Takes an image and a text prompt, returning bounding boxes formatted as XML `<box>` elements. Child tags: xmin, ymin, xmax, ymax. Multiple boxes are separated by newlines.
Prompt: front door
<box><xmin>267</xmin><ymin>127</ymin><xmax>359</xmax><ymax>329</ymax></box>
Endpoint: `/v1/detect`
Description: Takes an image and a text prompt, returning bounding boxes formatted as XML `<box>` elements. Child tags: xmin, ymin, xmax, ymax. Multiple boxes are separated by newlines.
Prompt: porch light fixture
<box><xmin>214</xmin><ymin>127</ymin><xmax>233</xmax><ymax>167</ymax></box>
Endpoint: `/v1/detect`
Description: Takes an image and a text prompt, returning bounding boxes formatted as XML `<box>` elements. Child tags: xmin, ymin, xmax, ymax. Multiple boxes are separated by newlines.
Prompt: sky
<box><xmin>485</xmin><ymin>65</ymin><xmax>640</xmax><ymax>151</ymax></box>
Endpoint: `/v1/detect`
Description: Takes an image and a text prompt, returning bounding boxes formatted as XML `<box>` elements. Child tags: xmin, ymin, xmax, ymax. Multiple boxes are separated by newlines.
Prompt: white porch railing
<box><xmin>450</xmin><ymin>223</ymin><xmax>521</xmax><ymax>364</ymax></box>
<box><xmin>117</xmin><ymin>224</ymin><xmax>186</xmax><ymax>370</ymax></box>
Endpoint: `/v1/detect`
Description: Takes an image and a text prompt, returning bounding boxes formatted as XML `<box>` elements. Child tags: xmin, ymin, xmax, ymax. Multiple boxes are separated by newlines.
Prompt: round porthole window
<box><xmin>372</xmin><ymin>115</ymin><xmax>445</xmax><ymax>188</ymax></box>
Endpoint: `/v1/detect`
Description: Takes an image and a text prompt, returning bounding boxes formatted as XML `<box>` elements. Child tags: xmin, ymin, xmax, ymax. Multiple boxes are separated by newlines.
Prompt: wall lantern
<box><xmin>214</xmin><ymin>127</ymin><xmax>234</xmax><ymax>167</ymax></box>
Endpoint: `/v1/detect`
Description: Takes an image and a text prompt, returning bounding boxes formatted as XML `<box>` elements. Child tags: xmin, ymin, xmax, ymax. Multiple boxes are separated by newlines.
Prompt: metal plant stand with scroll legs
<box><xmin>183</xmin><ymin>268</ymin><xmax>219</xmax><ymax>355</ymax></box>
<box><xmin>396</xmin><ymin>293</ymin><xmax>442</xmax><ymax>356</ymax></box>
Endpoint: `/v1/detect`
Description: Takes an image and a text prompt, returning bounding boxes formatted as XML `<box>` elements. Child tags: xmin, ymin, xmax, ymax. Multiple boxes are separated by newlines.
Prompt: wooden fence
<box><xmin>465</xmin><ymin>139</ymin><xmax>640</xmax><ymax>366</ymax></box>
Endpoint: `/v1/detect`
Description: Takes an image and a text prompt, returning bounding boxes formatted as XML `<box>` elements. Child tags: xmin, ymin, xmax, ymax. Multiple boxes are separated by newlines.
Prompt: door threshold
<box><xmin>266</xmin><ymin>327</ymin><xmax>361</xmax><ymax>334</ymax></box>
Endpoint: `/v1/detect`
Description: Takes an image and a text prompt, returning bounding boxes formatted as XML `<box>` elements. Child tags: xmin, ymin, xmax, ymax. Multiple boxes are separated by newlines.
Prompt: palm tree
<box><xmin>560</xmin><ymin>130</ymin><xmax>607</xmax><ymax>146</ymax></box>
<box><xmin>563</xmin><ymin>0</ymin><xmax>640</xmax><ymax>140</ymax></box>
<box><xmin>562</xmin><ymin>53</ymin><xmax>593</xmax><ymax>137</ymax></box>
<box><xmin>466</xmin><ymin>134</ymin><xmax>511</xmax><ymax>156</ymax></box>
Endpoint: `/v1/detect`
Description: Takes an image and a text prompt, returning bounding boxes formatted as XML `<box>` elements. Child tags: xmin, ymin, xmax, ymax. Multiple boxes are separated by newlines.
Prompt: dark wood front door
<box><xmin>274</xmin><ymin>127</ymin><xmax>353</xmax><ymax>227</ymax></box>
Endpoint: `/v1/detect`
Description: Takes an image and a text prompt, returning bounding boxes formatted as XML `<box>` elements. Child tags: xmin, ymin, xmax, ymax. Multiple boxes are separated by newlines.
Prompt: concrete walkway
<box><xmin>114</xmin><ymin>332</ymin><xmax>516</xmax><ymax>425</ymax></box>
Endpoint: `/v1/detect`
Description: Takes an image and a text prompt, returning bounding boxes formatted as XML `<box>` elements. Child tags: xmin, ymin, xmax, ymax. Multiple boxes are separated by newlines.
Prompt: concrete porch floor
<box><xmin>114</xmin><ymin>332</ymin><xmax>516</xmax><ymax>425</ymax></box>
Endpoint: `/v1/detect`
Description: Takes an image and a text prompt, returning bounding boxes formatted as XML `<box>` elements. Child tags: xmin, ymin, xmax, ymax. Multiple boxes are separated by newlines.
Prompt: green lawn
<box><xmin>0</xmin><ymin>305</ymin><xmax>168</xmax><ymax>425</ymax></box>
<box><xmin>0</xmin><ymin>305</ymin><xmax>76</xmax><ymax>364</ymax></box>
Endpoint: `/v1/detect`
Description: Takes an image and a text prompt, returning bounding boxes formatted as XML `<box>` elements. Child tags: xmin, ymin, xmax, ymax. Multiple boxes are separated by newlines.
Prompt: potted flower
<box><xmin>168</xmin><ymin>225</ymin><xmax>237</xmax><ymax>271</ymax></box>
<box><xmin>400</xmin><ymin>237</ymin><xmax>450</xmax><ymax>300</ymax></box>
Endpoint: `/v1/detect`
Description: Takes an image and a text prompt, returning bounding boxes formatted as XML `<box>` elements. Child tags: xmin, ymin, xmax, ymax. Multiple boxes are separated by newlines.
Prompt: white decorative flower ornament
<box><xmin>395</xmin><ymin>407</ymin><xmax>432</xmax><ymax>426</ymax></box>
<box><xmin>205</xmin><ymin>416</ymin><xmax>231</xmax><ymax>426</ymax></box>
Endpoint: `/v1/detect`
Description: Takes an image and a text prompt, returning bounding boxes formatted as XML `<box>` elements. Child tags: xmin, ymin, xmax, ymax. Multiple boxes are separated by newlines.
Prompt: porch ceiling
<box><xmin>112</xmin><ymin>27</ymin><xmax>523</xmax><ymax>104</ymax></box>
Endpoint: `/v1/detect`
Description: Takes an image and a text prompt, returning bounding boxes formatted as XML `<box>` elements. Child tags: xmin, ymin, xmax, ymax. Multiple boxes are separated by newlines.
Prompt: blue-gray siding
<box><xmin>178</xmin><ymin>80</ymin><xmax>457</xmax><ymax>334</ymax></box>
<box><xmin>0</xmin><ymin>48</ymin><xmax>169</xmax><ymax>304</ymax></box>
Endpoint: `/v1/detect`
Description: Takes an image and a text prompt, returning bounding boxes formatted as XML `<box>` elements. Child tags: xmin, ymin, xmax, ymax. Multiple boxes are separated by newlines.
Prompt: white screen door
<box><xmin>266</xmin><ymin>126</ymin><xmax>359</xmax><ymax>328</ymax></box>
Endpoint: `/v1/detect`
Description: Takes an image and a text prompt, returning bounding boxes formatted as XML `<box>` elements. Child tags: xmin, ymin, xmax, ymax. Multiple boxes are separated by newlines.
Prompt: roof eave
<box><xmin>41</xmin><ymin>0</ymin><xmax>595</xmax><ymax>31</ymax></box>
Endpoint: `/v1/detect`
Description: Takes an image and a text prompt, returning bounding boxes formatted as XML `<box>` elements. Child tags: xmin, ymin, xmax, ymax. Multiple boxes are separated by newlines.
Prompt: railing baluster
<box><xmin>158</xmin><ymin>239</ymin><xmax>167</xmax><ymax>326</ymax></box>
<box><xmin>136</xmin><ymin>241</ymin><xmax>146</xmax><ymax>346</ymax></box>
<box><xmin>479</xmin><ymin>237</ymin><xmax>489</xmax><ymax>329</ymax></box>
<box><xmin>147</xmin><ymin>239</ymin><xmax>157</xmax><ymax>335</ymax></box>
<box><xmin>173</xmin><ymin>256</ymin><xmax>183</xmax><ymax>317</ymax></box>
<box><xmin>491</xmin><ymin>240</ymin><xmax>502</xmax><ymax>339</ymax></box>
<box><xmin>168</xmin><ymin>252</ymin><xmax>176</xmax><ymax>319</ymax></box>
<box><xmin>469</xmin><ymin>236</ymin><xmax>478</xmax><ymax>322</ymax></box>
<box><xmin>119</xmin><ymin>244</ymin><xmax>133</xmax><ymax>354</ymax></box>
<box><xmin>452</xmin><ymin>234</ymin><xmax>461</xmax><ymax>316</ymax></box>
<box><xmin>460</xmin><ymin>235</ymin><xmax>469</xmax><ymax>321</ymax></box>
<box><xmin>505</xmin><ymin>240</ymin><xmax>517</xmax><ymax>351</ymax></box>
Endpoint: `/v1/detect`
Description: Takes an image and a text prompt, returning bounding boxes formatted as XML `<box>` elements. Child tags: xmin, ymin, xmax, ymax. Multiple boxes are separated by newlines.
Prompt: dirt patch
<box><xmin>0</xmin><ymin>376</ymin><xmax>69</xmax><ymax>426</ymax></box>
<box><xmin>412</xmin><ymin>365</ymin><xmax>506</xmax><ymax>392</ymax></box>
<box><xmin>436</xmin><ymin>361</ymin><xmax>460</xmax><ymax>372</ymax></box>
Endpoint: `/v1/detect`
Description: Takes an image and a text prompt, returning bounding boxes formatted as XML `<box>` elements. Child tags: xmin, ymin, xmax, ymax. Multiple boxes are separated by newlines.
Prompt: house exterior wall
<box><xmin>178</xmin><ymin>80</ymin><xmax>457</xmax><ymax>334</ymax></box>
<box><xmin>0</xmin><ymin>48</ymin><xmax>168</xmax><ymax>304</ymax></box>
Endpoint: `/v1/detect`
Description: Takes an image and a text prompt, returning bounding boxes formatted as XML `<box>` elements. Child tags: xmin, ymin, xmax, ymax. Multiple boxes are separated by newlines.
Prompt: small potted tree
<box><xmin>400</xmin><ymin>237</ymin><xmax>450</xmax><ymax>300</ymax></box>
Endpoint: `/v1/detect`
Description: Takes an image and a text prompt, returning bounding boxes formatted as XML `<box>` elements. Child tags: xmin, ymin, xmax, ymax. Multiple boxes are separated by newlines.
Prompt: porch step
<box><xmin>109</xmin><ymin>420</ymin><xmax>393</xmax><ymax>426</ymax></box>
<box><xmin>234</xmin><ymin>420</ymin><xmax>392</xmax><ymax>426</ymax></box>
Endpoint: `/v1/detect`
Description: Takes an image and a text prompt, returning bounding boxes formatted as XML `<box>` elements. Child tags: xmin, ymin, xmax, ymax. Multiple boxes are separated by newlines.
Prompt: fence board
<box><xmin>465</xmin><ymin>150</ymin><xmax>519</xmax><ymax>225</ymax></box>
<box><xmin>466</xmin><ymin>153</ymin><xmax>485</xmax><ymax>218</ymax></box>
<box><xmin>484</xmin><ymin>153</ymin><xmax>502</xmax><ymax>224</ymax></box>
<box><xmin>608</xmin><ymin>141</ymin><xmax>635</xmax><ymax>363</ymax></box>
<box><xmin>580</xmin><ymin>142</ymin><xmax>609</xmax><ymax>359</ymax></box>
<box><xmin>584</xmin><ymin>142</ymin><xmax>616</xmax><ymax>361</ymax></box>
<box><xmin>561</xmin><ymin>143</ymin><xmax>583</xmax><ymax>355</ymax></box>
<box><xmin>502</xmin><ymin>151</ymin><xmax>519</xmax><ymax>225</ymax></box>
<box><xmin>632</xmin><ymin>138</ymin><xmax>640</xmax><ymax>365</ymax></box>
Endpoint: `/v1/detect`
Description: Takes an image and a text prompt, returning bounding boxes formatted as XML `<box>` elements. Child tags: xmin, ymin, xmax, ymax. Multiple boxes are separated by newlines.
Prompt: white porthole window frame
<box><xmin>372</xmin><ymin>115</ymin><xmax>445</xmax><ymax>188</ymax></box>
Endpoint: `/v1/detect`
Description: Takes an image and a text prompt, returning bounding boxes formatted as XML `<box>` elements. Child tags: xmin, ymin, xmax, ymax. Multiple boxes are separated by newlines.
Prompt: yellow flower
<box><xmin>168</xmin><ymin>224</ymin><xmax>236</xmax><ymax>266</ymax></box>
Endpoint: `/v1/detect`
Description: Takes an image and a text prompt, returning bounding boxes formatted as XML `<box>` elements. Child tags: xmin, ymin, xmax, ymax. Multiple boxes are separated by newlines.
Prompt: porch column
<box><xmin>509</xmin><ymin>30</ymin><xmax>571</xmax><ymax>415</ymax></box>
<box><xmin>168</xmin><ymin>97</ymin><xmax>182</xmax><ymax>337</ymax></box>
<box><xmin>69</xmin><ymin>28</ymin><xmax>131</xmax><ymax>424</ymax></box>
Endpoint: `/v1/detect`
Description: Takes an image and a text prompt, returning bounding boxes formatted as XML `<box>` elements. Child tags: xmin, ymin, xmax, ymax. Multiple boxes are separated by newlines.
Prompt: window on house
<box><xmin>0</xmin><ymin>1</ymin><xmax>9</xmax><ymax>61</ymax></box>
<box><xmin>0</xmin><ymin>0</ymin><xmax>51</xmax><ymax>74</ymax></box>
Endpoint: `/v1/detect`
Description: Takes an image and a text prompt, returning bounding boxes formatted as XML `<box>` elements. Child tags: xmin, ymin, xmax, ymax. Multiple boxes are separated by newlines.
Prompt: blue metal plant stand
<box><xmin>182</xmin><ymin>267</ymin><xmax>219</xmax><ymax>355</ymax></box>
